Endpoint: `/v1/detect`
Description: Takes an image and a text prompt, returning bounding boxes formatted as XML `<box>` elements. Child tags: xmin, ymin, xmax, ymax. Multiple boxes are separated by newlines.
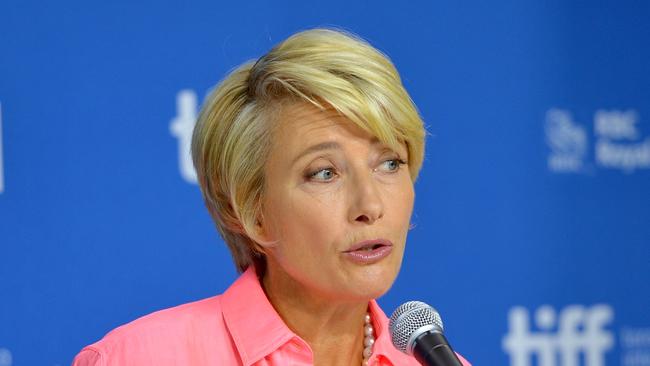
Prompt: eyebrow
<box><xmin>291</xmin><ymin>137</ymin><xmax>381</xmax><ymax>166</ymax></box>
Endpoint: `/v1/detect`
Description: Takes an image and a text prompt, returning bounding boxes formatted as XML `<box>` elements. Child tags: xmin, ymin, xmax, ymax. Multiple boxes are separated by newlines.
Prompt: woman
<box><xmin>73</xmin><ymin>28</ymin><xmax>471</xmax><ymax>366</ymax></box>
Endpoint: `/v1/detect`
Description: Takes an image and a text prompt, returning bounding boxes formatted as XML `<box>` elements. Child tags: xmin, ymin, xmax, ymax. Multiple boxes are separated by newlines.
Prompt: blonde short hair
<box><xmin>192</xmin><ymin>28</ymin><xmax>426</xmax><ymax>272</ymax></box>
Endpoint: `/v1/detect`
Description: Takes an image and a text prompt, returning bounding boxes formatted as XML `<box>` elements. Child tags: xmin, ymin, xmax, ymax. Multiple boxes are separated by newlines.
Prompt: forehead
<box><xmin>272</xmin><ymin>102</ymin><xmax>374</xmax><ymax>147</ymax></box>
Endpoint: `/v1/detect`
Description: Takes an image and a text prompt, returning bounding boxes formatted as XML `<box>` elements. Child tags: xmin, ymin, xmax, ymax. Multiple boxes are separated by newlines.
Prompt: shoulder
<box><xmin>73</xmin><ymin>295</ymin><xmax>237</xmax><ymax>365</ymax></box>
<box><xmin>100</xmin><ymin>295</ymin><xmax>225</xmax><ymax>346</ymax></box>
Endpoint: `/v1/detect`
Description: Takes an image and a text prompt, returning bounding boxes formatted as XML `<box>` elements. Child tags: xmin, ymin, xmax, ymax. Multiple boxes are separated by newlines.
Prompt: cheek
<box><xmin>290</xmin><ymin>193</ymin><xmax>341</xmax><ymax>242</ymax></box>
<box><xmin>266</xmin><ymin>189</ymin><xmax>341</xmax><ymax>248</ymax></box>
<box><xmin>388</xmin><ymin>180</ymin><xmax>415</xmax><ymax>221</ymax></box>
<box><xmin>404</xmin><ymin>186</ymin><xmax>415</xmax><ymax>216</ymax></box>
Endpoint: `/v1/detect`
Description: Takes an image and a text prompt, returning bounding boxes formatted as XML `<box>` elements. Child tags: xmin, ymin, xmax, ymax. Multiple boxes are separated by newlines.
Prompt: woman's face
<box><xmin>257</xmin><ymin>102</ymin><xmax>415</xmax><ymax>301</ymax></box>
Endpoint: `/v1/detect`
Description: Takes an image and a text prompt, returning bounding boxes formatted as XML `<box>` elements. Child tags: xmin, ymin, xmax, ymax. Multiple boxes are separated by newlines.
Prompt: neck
<box><xmin>261</xmin><ymin>261</ymin><xmax>369</xmax><ymax>366</ymax></box>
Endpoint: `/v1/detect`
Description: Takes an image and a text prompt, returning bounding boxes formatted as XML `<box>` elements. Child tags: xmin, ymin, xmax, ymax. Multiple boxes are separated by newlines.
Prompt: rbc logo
<box><xmin>545</xmin><ymin>109</ymin><xmax>588</xmax><ymax>173</ymax></box>
<box><xmin>502</xmin><ymin>305</ymin><xmax>614</xmax><ymax>366</ymax></box>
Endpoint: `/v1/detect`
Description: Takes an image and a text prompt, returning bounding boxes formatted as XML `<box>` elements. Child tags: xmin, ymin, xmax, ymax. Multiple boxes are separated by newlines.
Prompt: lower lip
<box><xmin>343</xmin><ymin>245</ymin><xmax>393</xmax><ymax>264</ymax></box>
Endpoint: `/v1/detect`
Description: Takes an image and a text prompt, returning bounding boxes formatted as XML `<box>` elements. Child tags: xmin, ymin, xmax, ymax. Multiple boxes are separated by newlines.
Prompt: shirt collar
<box><xmin>221</xmin><ymin>266</ymin><xmax>297</xmax><ymax>365</ymax></box>
<box><xmin>221</xmin><ymin>266</ymin><xmax>415</xmax><ymax>365</ymax></box>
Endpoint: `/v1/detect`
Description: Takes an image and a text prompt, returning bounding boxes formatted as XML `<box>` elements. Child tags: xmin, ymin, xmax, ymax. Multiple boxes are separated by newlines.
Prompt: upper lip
<box><xmin>344</xmin><ymin>239</ymin><xmax>393</xmax><ymax>252</ymax></box>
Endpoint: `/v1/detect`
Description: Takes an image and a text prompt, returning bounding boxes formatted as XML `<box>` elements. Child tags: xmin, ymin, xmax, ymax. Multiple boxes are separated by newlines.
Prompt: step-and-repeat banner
<box><xmin>1</xmin><ymin>1</ymin><xmax>649</xmax><ymax>365</ymax></box>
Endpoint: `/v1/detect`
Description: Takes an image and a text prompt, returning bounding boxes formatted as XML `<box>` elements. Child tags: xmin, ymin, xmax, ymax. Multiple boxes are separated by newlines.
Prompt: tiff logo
<box><xmin>170</xmin><ymin>90</ymin><xmax>198</xmax><ymax>184</ymax></box>
<box><xmin>503</xmin><ymin>305</ymin><xmax>614</xmax><ymax>366</ymax></box>
<box><xmin>0</xmin><ymin>347</ymin><xmax>11</xmax><ymax>366</ymax></box>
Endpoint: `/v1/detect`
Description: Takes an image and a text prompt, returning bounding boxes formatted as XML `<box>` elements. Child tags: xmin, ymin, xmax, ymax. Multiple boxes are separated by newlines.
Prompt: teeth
<box><xmin>360</xmin><ymin>244</ymin><xmax>380</xmax><ymax>251</ymax></box>
<box><xmin>349</xmin><ymin>242</ymin><xmax>385</xmax><ymax>252</ymax></box>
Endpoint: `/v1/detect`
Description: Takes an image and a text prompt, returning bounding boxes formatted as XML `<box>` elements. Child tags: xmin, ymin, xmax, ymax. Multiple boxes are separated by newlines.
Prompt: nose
<box><xmin>348</xmin><ymin>172</ymin><xmax>384</xmax><ymax>225</ymax></box>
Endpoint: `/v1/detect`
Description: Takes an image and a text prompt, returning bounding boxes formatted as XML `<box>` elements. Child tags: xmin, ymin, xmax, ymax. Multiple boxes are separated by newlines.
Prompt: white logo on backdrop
<box><xmin>0</xmin><ymin>348</ymin><xmax>12</xmax><ymax>366</ymax></box>
<box><xmin>621</xmin><ymin>328</ymin><xmax>650</xmax><ymax>366</ymax></box>
<box><xmin>546</xmin><ymin>108</ymin><xmax>650</xmax><ymax>173</ymax></box>
<box><xmin>594</xmin><ymin>110</ymin><xmax>650</xmax><ymax>172</ymax></box>
<box><xmin>170</xmin><ymin>90</ymin><xmax>198</xmax><ymax>183</ymax></box>
<box><xmin>545</xmin><ymin>109</ymin><xmax>588</xmax><ymax>173</ymax></box>
<box><xmin>502</xmin><ymin>304</ymin><xmax>614</xmax><ymax>366</ymax></box>
<box><xmin>0</xmin><ymin>102</ymin><xmax>4</xmax><ymax>193</ymax></box>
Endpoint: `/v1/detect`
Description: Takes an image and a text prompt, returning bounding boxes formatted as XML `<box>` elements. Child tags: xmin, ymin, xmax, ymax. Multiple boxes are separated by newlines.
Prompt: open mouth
<box><xmin>357</xmin><ymin>243</ymin><xmax>386</xmax><ymax>251</ymax></box>
<box><xmin>344</xmin><ymin>239</ymin><xmax>393</xmax><ymax>253</ymax></box>
<box><xmin>342</xmin><ymin>239</ymin><xmax>393</xmax><ymax>264</ymax></box>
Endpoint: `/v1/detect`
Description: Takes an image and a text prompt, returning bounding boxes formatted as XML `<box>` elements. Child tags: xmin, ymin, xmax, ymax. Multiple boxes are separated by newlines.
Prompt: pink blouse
<box><xmin>73</xmin><ymin>267</ymin><xmax>471</xmax><ymax>365</ymax></box>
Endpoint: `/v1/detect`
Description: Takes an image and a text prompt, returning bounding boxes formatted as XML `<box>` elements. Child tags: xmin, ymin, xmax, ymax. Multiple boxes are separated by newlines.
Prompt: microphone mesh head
<box><xmin>389</xmin><ymin>301</ymin><xmax>444</xmax><ymax>354</ymax></box>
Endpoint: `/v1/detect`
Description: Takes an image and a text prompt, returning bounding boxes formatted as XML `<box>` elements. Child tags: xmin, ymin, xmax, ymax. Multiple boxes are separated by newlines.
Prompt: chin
<box><xmin>347</xmin><ymin>265</ymin><xmax>400</xmax><ymax>300</ymax></box>
<box><xmin>359</xmin><ymin>285</ymin><xmax>392</xmax><ymax>301</ymax></box>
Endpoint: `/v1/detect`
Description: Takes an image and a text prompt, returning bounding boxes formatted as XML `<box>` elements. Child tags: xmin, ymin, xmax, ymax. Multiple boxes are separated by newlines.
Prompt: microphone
<box><xmin>389</xmin><ymin>301</ymin><xmax>463</xmax><ymax>366</ymax></box>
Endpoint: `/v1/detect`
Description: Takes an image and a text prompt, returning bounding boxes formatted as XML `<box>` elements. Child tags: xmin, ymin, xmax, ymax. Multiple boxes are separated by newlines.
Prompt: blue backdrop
<box><xmin>1</xmin><ymin>1</ymin><xmax>649</xmax><ymax>365</ymax></box>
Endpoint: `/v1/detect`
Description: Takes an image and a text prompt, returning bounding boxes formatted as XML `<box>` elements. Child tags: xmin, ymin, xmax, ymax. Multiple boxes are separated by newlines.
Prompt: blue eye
<box><xmin>384</xmin><ymin>160</ymin><xmax>399</xmax><ymax>171</ymax></box>
<box><xmin>309</xmin><ymin>168</ymin><xmax>336</xmax><ymax>182</ymax></box>
<box><xmin>379</xmin><ymin>159</ymin><xmax>406</xmax><ymax>172</ymax></box>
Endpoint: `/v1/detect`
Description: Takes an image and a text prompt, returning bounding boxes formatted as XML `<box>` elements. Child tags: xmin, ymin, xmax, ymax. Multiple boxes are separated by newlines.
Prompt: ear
<box><xmin>249</xmin><ymin>212</ymin><xmax>278</xmax><ymax>249</ymax></box>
